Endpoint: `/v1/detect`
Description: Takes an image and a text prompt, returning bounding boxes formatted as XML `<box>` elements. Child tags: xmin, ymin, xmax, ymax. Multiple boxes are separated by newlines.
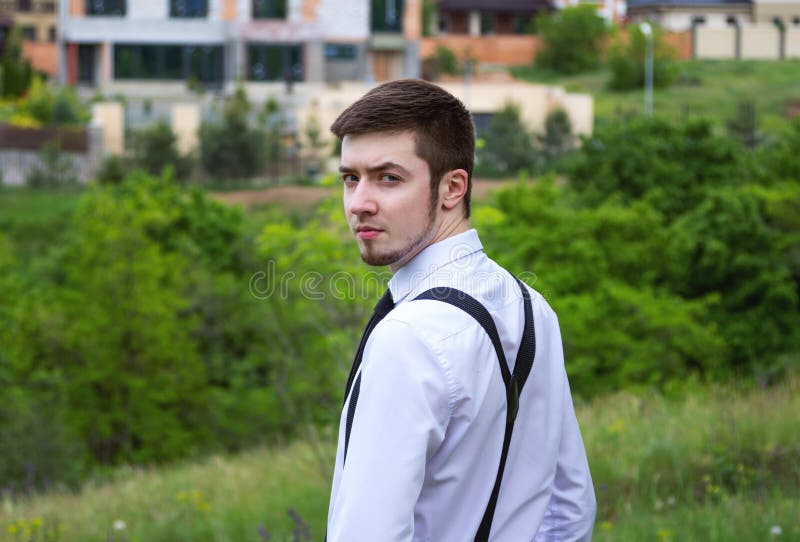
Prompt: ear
<box><xmin>439</xmin><ymin>169</ymin><xmax>468</xmax><ymax>211</ymax></box>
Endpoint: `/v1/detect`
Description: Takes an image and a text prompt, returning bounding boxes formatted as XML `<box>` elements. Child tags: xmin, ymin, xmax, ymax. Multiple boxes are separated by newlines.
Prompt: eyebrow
<box><xmin>339</xmin><ymin>162</ymin><xmax>412</xmax><ymax>177</ymax></box>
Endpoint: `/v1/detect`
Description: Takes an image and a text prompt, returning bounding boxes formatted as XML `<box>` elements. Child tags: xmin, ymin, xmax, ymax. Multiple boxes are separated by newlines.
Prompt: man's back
<box><xmin>327</xmin><ymin>230</ymin><xmax>596</xmax><ymax>541</ymax></box>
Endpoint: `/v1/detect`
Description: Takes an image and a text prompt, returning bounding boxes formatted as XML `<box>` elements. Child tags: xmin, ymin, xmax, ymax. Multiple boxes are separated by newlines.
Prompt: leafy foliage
<box><xmin>475</xmin><ymin>102</ymin><xmax>539</xmax><ymax>177</ymax></box>
<box><xmin>607</xmin><ymin>24</ymin><xmax>679</xmax><ymax>91</ymax></box>
<box><xmin>726</xmin><ymin>99</ymin><xmax>761</xmax><ymax>150</ymax></box>
<box><xmin>24</xmin><ymin>79</ymin><xmax>89</xmax><ymax>126</ymax></box>
<box><xmin>535</xmin><ymin>5</ymin><xmax>608</xmax><ymax>75</ymax></box>
<box><xmin>568</xmin><ymin>117</ymin><xmax>749</xmax><ymax>218</ymax></box>
<box><xmin>131</xmin><ymin>119</ymin><xmax>194</xmax><ymax>181</ymax></box>
<box><xmin>0</xmin><ymin>26</ymin><xmax>33</xmax><ymax>98</ymax></box>
<box><xmin>478</xmin><ymin>179</ymin><xmax>725</xmax><ymax>394</ymax></box>
<box><xmin>433</xmin><ymin>45</ymin><xmax>460</xmax><ymax>76</ymax></box>
<box><xmin>538</xmin><ymin>108</ymin><xmax>574</xmax><ymax>165</ymax></box>
<box><xmin>199</xmin><ymin>85</ymin><xmax>265</xmax><ymax>181</ymax></box>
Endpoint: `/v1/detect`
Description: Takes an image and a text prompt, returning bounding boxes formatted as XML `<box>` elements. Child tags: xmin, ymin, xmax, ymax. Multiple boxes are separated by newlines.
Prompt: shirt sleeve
<box><xmin>535</xmin><ymin>313</ymin><xmax>597</xmax><ymax>542</ymax></box>
<box><xmin>327</xmin><ymin>317</ymin><xmax>453</xmax><ymax>542</ymax></box>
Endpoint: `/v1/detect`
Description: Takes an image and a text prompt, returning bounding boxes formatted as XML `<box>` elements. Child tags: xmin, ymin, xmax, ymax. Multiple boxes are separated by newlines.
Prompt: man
<box><xmin>327</xmin><ymin>79</ymin><xmax>596</xmax><ymax>541</ymax></box>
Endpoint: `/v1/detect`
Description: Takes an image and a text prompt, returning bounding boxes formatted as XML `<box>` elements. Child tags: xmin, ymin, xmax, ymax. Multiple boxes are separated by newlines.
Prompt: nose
<box><xmin>346</xmin><ymin>180</ymin><xmax>378</xmax><ymax>217</ymax></box>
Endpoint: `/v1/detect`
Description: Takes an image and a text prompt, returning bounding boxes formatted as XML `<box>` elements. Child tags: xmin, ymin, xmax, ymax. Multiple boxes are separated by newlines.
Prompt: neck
<box><xmin>389</xmin><ymin>213</ymin><xmax>470</xmax><ymax>273</ymax></box>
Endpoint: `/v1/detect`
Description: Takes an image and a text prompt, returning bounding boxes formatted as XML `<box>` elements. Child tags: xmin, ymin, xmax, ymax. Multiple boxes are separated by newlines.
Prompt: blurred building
<box><xmin>421</xmin><ymin>0</ymin><xmax>551</xmax><ymax>69</ymax></box>
<box><xmin>58</xmin><ymin>0</ymin><xmax>421</xmax><ymax>90</ymax></box>
<box><xmin>0</xmin><ymin>0</ymin><xmax>58</xmax><ymax>76</ymax></box>
<box><xmin>626</xmin><ymin>0</ymin><xmax>800</xmax><ymax>59</ymax></box>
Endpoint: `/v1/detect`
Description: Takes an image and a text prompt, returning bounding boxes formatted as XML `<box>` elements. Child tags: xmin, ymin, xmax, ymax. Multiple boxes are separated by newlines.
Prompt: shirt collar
<box><xmin>389</xmin><ymin>229</ymin><xmax>483</xmax><ymax>304</ymax></box>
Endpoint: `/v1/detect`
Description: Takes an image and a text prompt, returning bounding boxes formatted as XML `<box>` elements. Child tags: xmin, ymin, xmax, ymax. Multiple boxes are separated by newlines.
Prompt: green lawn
<box><xmin>2</xmin><ymin>378</ymin><xmax>797</xmax><ymax>541</ymax></box>
<box><xmin>514</xmin><ymin>59</ymin><xmax>800</xmax><ymax>133</ymax></box>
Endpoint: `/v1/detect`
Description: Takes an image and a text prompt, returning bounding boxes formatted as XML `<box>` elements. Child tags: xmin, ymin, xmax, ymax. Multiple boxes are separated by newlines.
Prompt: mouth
<box><xmin>355</xmin><ymin>226</ymin><xmax>383</xmax><ymax>240</ymax></box>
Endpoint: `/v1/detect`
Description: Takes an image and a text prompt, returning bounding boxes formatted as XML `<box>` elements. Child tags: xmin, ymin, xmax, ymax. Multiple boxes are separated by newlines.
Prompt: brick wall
<box><xmin>420</xmin><ymin>35</ymin><xmax>542</xmax><ymax>66</ymax></box>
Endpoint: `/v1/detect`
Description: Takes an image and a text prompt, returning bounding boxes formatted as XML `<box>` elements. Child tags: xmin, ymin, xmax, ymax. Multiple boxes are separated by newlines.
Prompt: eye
<box><xmin>342</xmin><ymin>173</ymin><xmax>358</xmax><ymax>183</ymax></box>
<box><xmin>379</xmin><ymin>173</ymin><xmax>401</xmax><ymax>182</ymax></box>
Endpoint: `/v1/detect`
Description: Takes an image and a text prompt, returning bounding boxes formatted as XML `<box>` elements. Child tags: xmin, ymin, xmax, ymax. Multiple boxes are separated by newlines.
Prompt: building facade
<box><xmin>58</xmin><ymin>0</ymin><xmax>420</xmax><ymax>90</ymax></box>
<box><xmin>0</xmin><ymin>0</ymin><xmax>58</xmax><ymax>76</ymax></box>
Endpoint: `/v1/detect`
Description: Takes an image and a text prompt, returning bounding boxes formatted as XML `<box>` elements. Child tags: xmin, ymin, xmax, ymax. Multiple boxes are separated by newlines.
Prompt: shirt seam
<box><xmin>388</xmin><ymin>318</ymin><xmax>460</xmax><ymax>418</ymax></box>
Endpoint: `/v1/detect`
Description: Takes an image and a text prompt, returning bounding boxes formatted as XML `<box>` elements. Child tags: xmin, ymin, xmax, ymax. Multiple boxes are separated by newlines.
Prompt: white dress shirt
<box><xmin>327</xmin><ymin>229</ymin><xmax>596</xmax><ymax>541</ymax></box>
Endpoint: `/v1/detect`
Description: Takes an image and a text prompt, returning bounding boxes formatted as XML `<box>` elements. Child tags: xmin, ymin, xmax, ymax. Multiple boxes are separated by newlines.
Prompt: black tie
<box><xmin>343</xmin><ymin>288</ymin><xmax>394</xmax><ymax>462</ymax></box>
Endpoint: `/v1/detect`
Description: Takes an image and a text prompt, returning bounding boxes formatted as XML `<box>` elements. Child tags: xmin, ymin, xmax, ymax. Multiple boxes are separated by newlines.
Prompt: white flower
<box><xmin>771</xmin><ymin>525</ymin><xmax>783</xmax><ymax>536</ymax></box>
<box><xmin>667</xmin><ymin>496</ymin><xmax>676</xmax><ymax>506</ymax></box>
<box><xmin>112</xmin><ymin>520</ymin><xmax>126</xmax><ymax>531</ymax></box>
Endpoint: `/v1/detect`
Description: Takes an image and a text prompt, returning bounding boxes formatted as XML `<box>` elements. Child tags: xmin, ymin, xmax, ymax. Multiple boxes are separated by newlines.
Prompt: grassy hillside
<box><xmin>513</xmin><ymin>59</ymin><xmax>800</xmax><ymax>132</ymax></box>
<box><xmin>2</xmin><ymin>378</ymin><xmax>797</xmax><ymax>542</ymax></box>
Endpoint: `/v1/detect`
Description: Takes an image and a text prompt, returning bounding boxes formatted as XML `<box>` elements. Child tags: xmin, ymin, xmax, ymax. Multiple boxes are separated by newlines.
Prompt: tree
<box><xmin>433</xmin><ymin>45</ymin><xmax>460</xmax><ymax>76</ymax></box>
<box><xmin>131</xmin><ymin>119</ymin><xmax>194</xmax><ymax>180</ymax></box>
<box><xmin>475</xmin><ymin>102</ymin><xmax>539</xmax><ymax>177</ymax></box>
<box><xmin>607</xmin><ymin>23</ymin><xmax>678</xmax><ymax>91</ymax></box>
<box><xmin>1</xmin><ymin>26</ymin><xmax>33</xmax><ymax>98</ymax></box>
<box><xmin>538</xmin><ymin>108</ymin><xmax>574</xmax><ymax>165</ymax></box>
<box><xmin>535</xmin><ymin>5</ymin><xmax>608</xmax><ymax>75</ymax></box>
<box><xmin>726</xmin><ymin>98</ymin><xmax>761</xmax><ymax>150</ymax></box>
<box><xmin>568</xmin><ymin>116</ymin><xmax>749</xmax><ymax>219</ymax></box>
<box><xmin>199</xmin><ymin>84</ymin><xmax>265</xmax><ymax>181</ymax></box>
<box><xmin>259</xmin><ymin>96</ymin><xmax>285</xmax><ymax>181</ymax></box>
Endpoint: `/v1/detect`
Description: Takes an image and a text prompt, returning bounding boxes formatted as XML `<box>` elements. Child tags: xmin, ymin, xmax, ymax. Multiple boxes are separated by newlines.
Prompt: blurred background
<box><xmin>0</xmin><ymin>0</ymin><xmax>798</xmax><ymax>540</ymax></box>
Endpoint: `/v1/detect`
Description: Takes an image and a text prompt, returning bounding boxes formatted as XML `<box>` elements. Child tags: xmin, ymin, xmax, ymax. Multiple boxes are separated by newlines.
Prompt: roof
<box><xmin>435</xmin><ymin>0</ymin><xmax>552</xmax><ymax>14</ymax></box>
<box><xmin>627</xmin><ymin>0</ymin><xmax>750</xmax><ymax>7</ymax></box>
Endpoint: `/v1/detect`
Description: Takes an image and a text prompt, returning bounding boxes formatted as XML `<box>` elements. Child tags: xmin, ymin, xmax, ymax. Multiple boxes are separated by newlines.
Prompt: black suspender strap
<box><xmin>414</xmin><ymin>278</ymin><xmax>536</xmax><ymax>542</ymax></box>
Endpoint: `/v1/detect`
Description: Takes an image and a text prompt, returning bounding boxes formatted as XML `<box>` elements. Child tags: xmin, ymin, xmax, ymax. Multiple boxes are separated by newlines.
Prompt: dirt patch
<box><xmin>211</xmin><ymin>179</ymin><xmax>514</xmax><ymax>212</ymax></box>
<box><xmin>211</xmin><ymin>186</ymin><xmax>336</xmax><ymax>211</ymax></box>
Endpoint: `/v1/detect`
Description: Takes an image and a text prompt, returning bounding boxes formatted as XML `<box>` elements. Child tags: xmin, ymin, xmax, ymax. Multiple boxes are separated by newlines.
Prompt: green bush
<box><xmin>94</xmin><ymin>154</ymin><xmax>128</xmax><ymax>184</ymax></box>
<box><xmin>434</xmin><ymin>44</ymin><xmax>460</xmax><ymax>76</ymax></box>
<box><xmin>665</xmin><ymin>184</ymin><xmax>800</xmax><ymax>376</ymax></box>
<box><xmin>538</xmin><ymin>107</ymin><xmax>574</xmax><ymax>166</ymax></box>
<box><xmin>535</xmin><ymin>5</ymin><xmax>608</xmax><ymax>75</ymax></box>
<box><xmin>568</xmin><ymin>116</ymin><xmax>749</xmax><ymax>218</ymax></box>
<box><xmin>478</xmin><ymin>179</ymin><xmax>725</xmax><ymax>395</ymax></box>
<box><xmin>757</xmin><ymin>117</ymin><xmax>800</xmax><ymax>182</ymax></box>
<box><xmin>607</xmin><ymin>24</ymin><xmax>678</xmax><ymax>91</ymax></box>
<box><xmin>199</xmin><ymin>85</ymin><xmax>265</xmax><ymax>181</ymax></box>
<box><xmin>24</xmin><ymin>79</ymin><xmax>89</xmax><ymax>126</ymax></box>
<box><xmin>131</xmin><ymin>119</ymin><xmax>194</xmax><ymax>181</ymax></box>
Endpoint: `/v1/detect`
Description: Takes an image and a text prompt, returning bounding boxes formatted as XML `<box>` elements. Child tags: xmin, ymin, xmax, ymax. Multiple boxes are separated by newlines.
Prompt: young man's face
<box><xmin>340</xmin><ymin>130</ymin><xmax>440</xmax><ymax>271</ymax></box>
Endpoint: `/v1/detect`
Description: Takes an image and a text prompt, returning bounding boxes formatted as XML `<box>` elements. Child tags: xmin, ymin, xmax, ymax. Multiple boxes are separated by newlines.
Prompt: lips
<box><xmin>355</xmin><ymin>226</ymin><xmax>383</xmax><ymax>240</ymax></box>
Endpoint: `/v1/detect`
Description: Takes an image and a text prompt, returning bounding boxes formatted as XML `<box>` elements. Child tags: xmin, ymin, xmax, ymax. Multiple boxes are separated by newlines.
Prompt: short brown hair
<box><xmin>330</xmin><ymin>79</ymin><xmax>475</xmax><ymax>218</ymax></box>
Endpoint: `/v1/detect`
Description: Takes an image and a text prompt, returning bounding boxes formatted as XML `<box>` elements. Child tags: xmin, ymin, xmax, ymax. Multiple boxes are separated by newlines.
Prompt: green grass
<box><xmin>2</xmin><ymin>378</ymin><xmax>797</xmax><ymax>541</ymax></box>
<box><xmin>513</xmin><ymin>59</ymin><xmax>800</xmax><ymax>132</ymax></box>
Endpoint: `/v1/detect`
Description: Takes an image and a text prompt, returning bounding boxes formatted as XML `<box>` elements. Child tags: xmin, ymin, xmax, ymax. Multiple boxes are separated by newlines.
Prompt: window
<box><xmin>21</xmin><ymin>26</ymin><xmax>36</xmax><ymax>40</ymax></box>
<box><xmin>170</xmin><ymin>0</ymin><xmax>208</xmax><ymax>18</ymax></box>
<box><xmin>248</xmin><ymin>44</ymin><xmax>302</xmax><ymax>81</ymax></box>
<box><xmin>48</xmin><ymin>26</ymin><xmax>56</xmax><ymax>42</ymax></box>
<box><xmin>480</xmin><ymin>13</ymin><xmax>495</xmax><ymax>35</ymax></box>
<box><xmin>87</xmin><ymin>0</ymin><xmax>126</xmax><ymax>15</ymax></box>
<box><xmin>17</xmin><ymin>0</ymin><xmax>32</xmax><ymax>12</ymax></box>
<box><xmin>41</xmin><ymin>2</ymin><xmax>57</xmax><ymax>12</ymax></box>
<box><xmin>512</xmin><ymin>15</ymin><xmax>532</xmax><ymax>34</ymax></box>
<box><xmin>324</xmin><ymin>43</ymin><xmax>357</xmax><ymax>61</ymax></box>
<box><xmin>793</xmin><ymin>16</ymin><xmax>800</xmax><ymax>27</ymax></box>
<box><xmin>114</xmin><ymin>44</ymin><xmax>224</xmax><ymax>83</ymax></box>
<box><xmin>78</xmin><ymin>44</ymin><xmax>95</xmax><ymax>84</ymax></box>
<box><xmin>371</xmin><ymin>0</ymin><xmax>404</xmax><ymax>32</ymax></box>
<box><xmin>252</xmin><ymin>0</ymin><xmax>286</xmax><ymax>19</ymax></box>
